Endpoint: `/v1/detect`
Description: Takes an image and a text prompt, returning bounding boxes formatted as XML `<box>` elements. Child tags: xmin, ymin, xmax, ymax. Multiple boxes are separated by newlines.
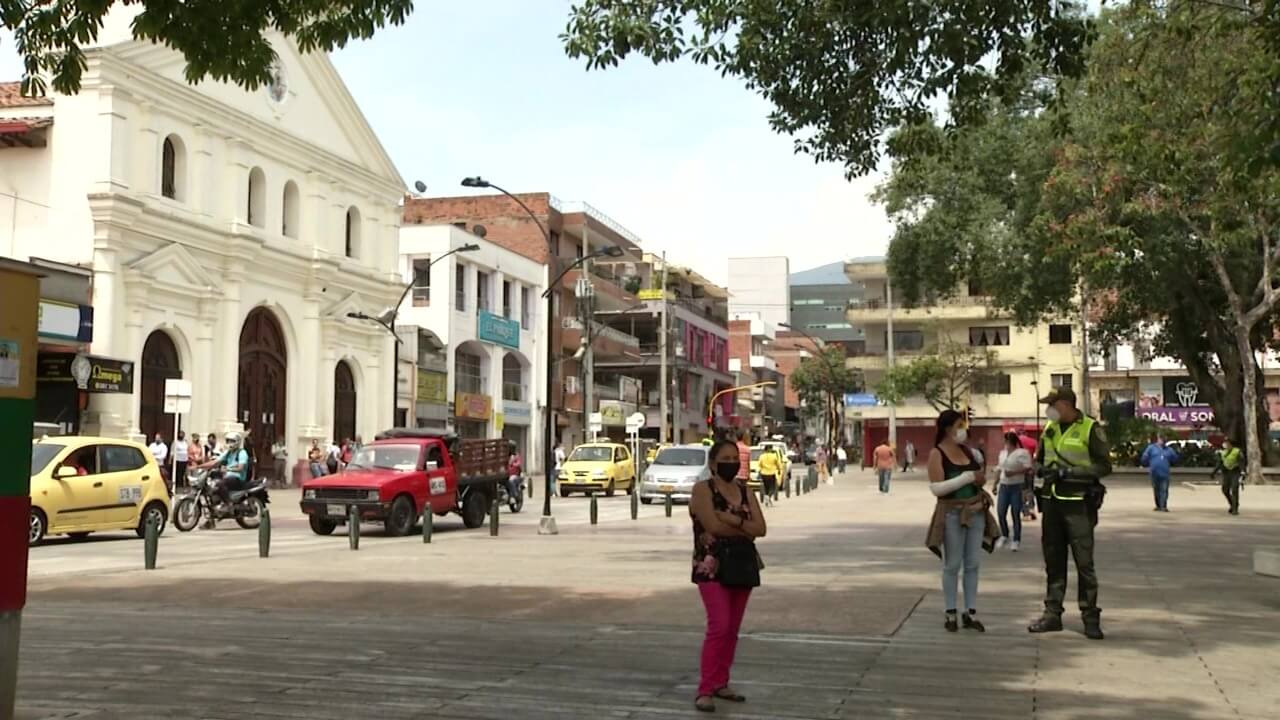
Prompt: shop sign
<box><xmin>1137</xmin><ymin>406</ymin><xmax>1216</xmax><ymax>425</ymax></box>
<box><xmin>454</xmin><ymin>392</ymin><xmax>492</xmax><ymax>420</ymax></box>
<box><xmin>599</xmin><ymin>400</ymin><xmax>635</xmax><ymax>426</ymax></box>
<box><xmin>477</xmin><ymin>310</ymin><xmax>520</xmax><ymax>350</ymax></box>
<box><xmin>38</xmin><ymin>300</ymin><xmax>93</xmax><ymax>343</ymax></box>
<box><xmin>37</xmin><ymin>352</ymin><xmax>133</xmax><ymax>393</ymax></box>
<box><xmin>844</xmin><ymin>392</ymin><xmax>878</xmax><ymax>407</ymax></box>
<box><xmin>416</xmin><ymin>369</ymin><xmax>448</xmax><ymax>404</ymax></box>
<box><xmin>637</xmin><ymin>289</ymin><xmax>665</xmax><ymax>301</ymax></box>
<box><xmin>1162</xmin><ymin>377</ymin><xmax>1210</xmax><ymax>407</ymax></box>
<box><xmin>503</xmin><ymin>401</ymin><xmax>532</xmax><ymax>423</ymax></box>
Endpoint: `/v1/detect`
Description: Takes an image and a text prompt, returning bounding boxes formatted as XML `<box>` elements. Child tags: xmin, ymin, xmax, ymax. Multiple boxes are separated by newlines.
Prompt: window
<box><xmin>521</xmin><ymin>285</ymin><xmax>533</xmax><ymax>330</ymax></box>
<box><xmin>503</xmin><ymin>280</ymin><xmax>513</xmax><ymax>319</ymax></box>
<box><xmin>969</xmin><ymin>326</ymin><xmax>1010</xmax><ymax>346</ymax></box>
<box><xmin>247</xmin><ymin>167</ymin><xmax>266</xmax><ymax>227</ymax></box>
<box><xmin>455</xmin><ymin>264</ymin><xmax>467</xmax><ymax>312</ymax></box>
<box><xmin>890</xmin><ymin>330</ymin><xmax>925</xmax><ymax>351</ymax></box>
<box><xmin>807</xmin><ymin>323</ymin><xmax>853</xmax><ymax>330</ymax></box>
<box><xmin>972</xmin><ymin>373</ymin><xmax>1012</xmax><ymax>395</ymax></box>
<box><xmin>411</xmin><ymin>258</ymin><xmax>431</xmax><ymax>307</ymax></box>
<box><xmin>160</xmin><ymin>135</ymin><xmax>185</xmax><ymax>200</ymax></box>
<box><xmin>282</xmin><ymin>181</ymin><xmax>300</xmax><ymax>238</ymax></box>
<box><xmin>345</xmin><ymin>207</ymin><xmax>361</xmax><ymax>258</ymax></box>
<box><xmin>792</xmin><ymin>298</ymin><xmax>824</xmax><ymax>306</ymax></box>
<box><xmin>476</xmin><ymin>271</ymin><xmax>491</xmax><ymax>313</ymax></box>
<box><xmin>1049</xmin><ymin>324</ymin><xmax>1073</xmax><ymax>344</ymax></box>
<box><xmin>1051</xmin><ymin>373</ymin><xmax>1074</xmax><ymax>390</ymax></box>
<box><xmin>57</xmin><ymin>445</ymin><xmax>99</xmax><ymax>475</ymax></box>
<box><xmin>503</xmin><ymin>354</ymin><xmax>523</xmax><ymax>401</ymax></box>
<box><xmin>102</xmin><ymin>445</ymin><xmax>147</xmax><ymax>472</ymax></box>
<box><xmin>456</xmin><ymin>352</ymin><xmax>482</xmax><ymax>394</ymax></box>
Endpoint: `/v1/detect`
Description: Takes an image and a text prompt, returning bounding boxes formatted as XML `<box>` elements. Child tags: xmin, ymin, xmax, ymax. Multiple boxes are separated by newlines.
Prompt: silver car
<box><xmin>639</xmin><ymin>445</ymin><xmax>710</xmax><ymax>504</ymax></box>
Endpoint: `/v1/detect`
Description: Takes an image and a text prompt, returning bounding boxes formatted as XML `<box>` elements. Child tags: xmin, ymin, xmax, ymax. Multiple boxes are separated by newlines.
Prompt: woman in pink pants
<box><xmin>689</xmin><ymin>440</ymin><xmax>768</xmax><ymax>713</ymax></box>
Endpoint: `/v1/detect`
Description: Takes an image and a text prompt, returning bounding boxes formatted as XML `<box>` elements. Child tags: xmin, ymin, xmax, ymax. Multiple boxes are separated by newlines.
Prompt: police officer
<box><xmin>1029</xmin><ymin>387</ymin><xmax>1111</xmax><ymax>640</ymax></box>
<box><xmin>1211</xmin><ymin>437</ymin><xmax>1242</xmax><ymax>515</ymax></box>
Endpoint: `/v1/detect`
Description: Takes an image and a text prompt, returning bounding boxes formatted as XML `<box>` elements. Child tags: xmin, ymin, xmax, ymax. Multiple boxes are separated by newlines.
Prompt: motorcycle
<box><xmin>497</xmin><ymin>474</ymin><xmax>525</xmax><ymax>513</ymax></box>
<box><xmin>173</xmin><ymin>467</ymin><xmax>270</xmax><ymax>531</ymax></box>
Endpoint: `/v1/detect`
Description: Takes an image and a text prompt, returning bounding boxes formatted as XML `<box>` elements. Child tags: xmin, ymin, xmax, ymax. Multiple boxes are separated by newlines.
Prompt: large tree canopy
<box><xmin>562</xmin><ymin>0</ymin><xmax>1093</xmax><ymax>178</ymax></box>
<box><xmin>1</xmin><ymin>0</ymin><xmax>414</xmax><ymax>95</ymax></box>
<box><xmin>877</xmin><ymin>1</ymin><xmax>1280</xmax><ymax>480</ymax></box>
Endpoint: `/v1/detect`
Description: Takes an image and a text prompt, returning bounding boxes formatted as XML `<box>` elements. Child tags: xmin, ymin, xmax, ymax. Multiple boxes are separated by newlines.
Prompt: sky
<box><xmin>0</xmin><ymin>1</ymin><xmax>894</xmax><ymax>285</ymax></box>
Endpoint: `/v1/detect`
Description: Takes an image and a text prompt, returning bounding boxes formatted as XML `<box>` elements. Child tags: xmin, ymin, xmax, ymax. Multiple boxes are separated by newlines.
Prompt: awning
<box><xmin>0</xmin><ymin>117</ymin><xmax>51</xmax><ymax>148</ymax></box>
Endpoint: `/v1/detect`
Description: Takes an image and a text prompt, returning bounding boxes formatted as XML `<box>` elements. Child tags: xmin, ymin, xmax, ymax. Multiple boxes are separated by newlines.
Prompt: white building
<box><xmin>0</xmin><ymin>15</ymin><xmax>404</xmax><ymax>479</ymax></box>
<box><xmin>397</xmin><ymin>225</ymin><xmax>546</xmax><ymax>470</ymax></box>
<box><xmin>727</xmin><ymin>256</ymin><xmax>791</xmax><ymax>327</ymax></box>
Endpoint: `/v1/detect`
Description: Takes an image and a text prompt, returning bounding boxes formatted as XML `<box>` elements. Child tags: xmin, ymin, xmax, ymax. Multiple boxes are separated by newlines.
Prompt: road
<box><xmin>16</xmin><ymin>469</ymin><xmax>1280</xmax><ymax>719</ymax></box>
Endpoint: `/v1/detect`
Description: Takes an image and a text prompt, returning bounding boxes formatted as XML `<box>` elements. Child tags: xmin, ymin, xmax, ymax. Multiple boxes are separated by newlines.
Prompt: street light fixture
<box><xmin>347</xmin><ymin>242</ymin><xmax>480</xmax><ymax>426</ymax></box>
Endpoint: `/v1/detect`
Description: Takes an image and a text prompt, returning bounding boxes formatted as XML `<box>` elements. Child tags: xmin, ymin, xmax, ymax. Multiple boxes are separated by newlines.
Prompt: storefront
<box><xmin>454</xmin><ymin>391</ymin><xmax>492</xmax><ymax>439</ymax></box>
<box><xmin>415</xmin><ymin>368</ymin><xmax>449</xmax><ymax>430</ymax></box>
<box><xmin>35</xmin><ymin>352</ymin><xmax>134</xmax><ymax>435</ymax></box>
<box><xmin>31</xmin><ymin>261</ymin><xmax>99</xmax><ymax>435</ymax></box>
<box><xmin>501</xmin><ymin>400</ymin><xmax>532</xmax><ymax>460</ymax></box>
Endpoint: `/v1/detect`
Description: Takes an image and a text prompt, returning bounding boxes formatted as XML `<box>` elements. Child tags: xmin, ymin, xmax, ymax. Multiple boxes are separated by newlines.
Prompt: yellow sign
<box><xmin>416</xmin><ymin>370</ymin><xmax>448</xmax><ymax>404</ymax></box>
<box><xmin>495</xmin><ymin>413</ymin><xmax>504</xmax><ymax>432</ymax></box>
<box><xmin>637</xmin><ymin>289</ymin><xmax>666</xmax><ymax>301</ymax></box>
<box><xmin>454</xmin><ymin>392</ymin><xmax>492</xmax><ymax>420</ymax></box>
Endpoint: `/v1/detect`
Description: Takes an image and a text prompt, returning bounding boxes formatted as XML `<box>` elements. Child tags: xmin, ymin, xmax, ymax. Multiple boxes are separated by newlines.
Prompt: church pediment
<box><xmin>129</xmin><ymin>243</ymin><xmax>219</xmax><ymax>296</ymax></box>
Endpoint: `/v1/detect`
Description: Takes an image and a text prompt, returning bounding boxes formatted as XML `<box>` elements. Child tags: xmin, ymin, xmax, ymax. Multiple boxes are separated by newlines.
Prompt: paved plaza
<box><xmin>15</xmin><ymin>469</ymin><xmax>1280</xmax><ymax>719</ymax></box>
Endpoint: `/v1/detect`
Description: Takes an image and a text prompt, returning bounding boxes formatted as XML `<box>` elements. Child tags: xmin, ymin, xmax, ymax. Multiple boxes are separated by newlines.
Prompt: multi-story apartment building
<box><xmin>789</xmin><ymin>261</ymin><xmax>866</xmax><ymax>355</ymax></box>
<box><xmin>727</xmin><ymin>313</ymin><xmax>786</xmax><ymax>440</ymax></box>
<box><xmin>402</xmin><ymin>193</ymin><xmax>643</xmax><ymax>449</ymax></box>
<box><xmin>845</xmin><ymin>258</ymin><xmax>1082</xmax><ymax>464</ymax></box>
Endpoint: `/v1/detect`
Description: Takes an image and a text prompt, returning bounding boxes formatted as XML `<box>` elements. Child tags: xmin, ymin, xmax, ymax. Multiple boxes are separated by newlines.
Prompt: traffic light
<box><xmin>965</xmin><ymin>406</ymin><xmax>975</xmax><ymax>424</ymax></box>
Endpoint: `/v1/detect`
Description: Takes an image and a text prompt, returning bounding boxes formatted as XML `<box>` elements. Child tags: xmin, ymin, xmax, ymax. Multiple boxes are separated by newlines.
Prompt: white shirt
<box><xmin>998</xmin><ymin>447</ymin><xmax>1032</xmax><ymax>485</ymax></box>
<box><xmin>554</xmin><ymin>447</ymin><xmax>566</xmax><ymax>466</ymax></box>
<box><xmin>836</xmin><ymin>447</ymin><xmax>848</xmax><ymax>461</ymax></box>
<box><xmin>173</xmin><ymin>441</ymin><xmax>188</xmax><ymax>462</ymax></box>
<box><xmin>149</xmin><ymin>441</ymin><xmax>168</xmax><ymax>463</ymax></box>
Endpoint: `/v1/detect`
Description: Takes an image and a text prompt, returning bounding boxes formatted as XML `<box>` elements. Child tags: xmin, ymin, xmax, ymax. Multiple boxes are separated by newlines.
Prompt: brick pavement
<box><xmin>15</xmin><ymin>469</ymin><xmax>1280</xmax><ymax>719</ymax></box>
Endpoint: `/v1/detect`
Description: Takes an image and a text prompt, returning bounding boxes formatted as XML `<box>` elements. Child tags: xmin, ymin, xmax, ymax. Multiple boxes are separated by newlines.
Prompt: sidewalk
<box><xmin>17</xmin><ymin>468</ymin><xmax>1280</xmax><ymax>718</ymax></box>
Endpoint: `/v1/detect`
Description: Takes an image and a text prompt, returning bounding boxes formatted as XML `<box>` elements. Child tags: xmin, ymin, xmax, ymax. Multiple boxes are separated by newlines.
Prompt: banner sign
<box><xmin>37</xmin><ymin>299</ymin><xmax>93</xmax><ymax>344</ymax></box>
<box><xmin>1162</xmin><ymin>377</ymin><xmax>1210</xmax><ymax>407</ymax></box>
<box><xmin>37</xmin><ymin>352</ymin><xmax>133</xmax><ymax>393</ymax></box>
<box><xmin>1137</xmin><ymin>405</ymin><xmax>1216</xmax><ymax>425</ymax></box>
<box><xmin>844</xmin><ymin>392</ymin><xmax>879</xmax><ymax>407</ymax></box>
<box><xmin>477</xmin><ymin>310</ymin><xmax>520</xmax><ymax>350</ymax></box>
<box><xmin>416</xmin><ymin>369</ymin><xmax>448</xmax><ymax>404</ymax></box>
<box><xmin>454</xmin><ymin>392</ymin><xmax>492</xmax><ymax>420</ymax></box>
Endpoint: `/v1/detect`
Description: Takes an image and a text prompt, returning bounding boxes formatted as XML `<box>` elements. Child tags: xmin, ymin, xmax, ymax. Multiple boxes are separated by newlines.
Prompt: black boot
<box><xmin>944</xmin><ymin>612</ymin><xmax>959</xmax><ymax>632</ymax></box>
<box><xmin>962</xmin><ymin>611</ymin><xmax>985</xmax><ymax>633</ymax></box>
<box><xmin>1028</xmin><ymin>614</ymin><xmax>1064</xmax><ymax>633</ymax></box>
<box><xmin>1083</xmin><ymin>616</ymin><xmax>1105</xmax><ymax>640</ymax></box>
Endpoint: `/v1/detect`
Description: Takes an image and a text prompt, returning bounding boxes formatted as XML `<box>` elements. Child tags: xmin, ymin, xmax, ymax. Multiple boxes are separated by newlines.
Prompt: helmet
<box><xmin>224</xmin><ymin>432</ymin><xmax>243</xmax><ymax>450</ymax></box>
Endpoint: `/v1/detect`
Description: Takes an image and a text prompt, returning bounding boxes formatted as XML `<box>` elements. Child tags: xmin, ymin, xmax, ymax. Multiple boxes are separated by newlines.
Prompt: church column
<box><xmin>191</xmin><ymin>294</ymin><xmax>218</xmax><ymax>434</ymax></box>
<box><xmin>214</xmin><ymin>265</ymin><xmax>244</xmax><ymax>433</ymax></box>
<box><xmin>298</xmin><ymin>290</ymin><xmax>325</xmax><ymax>443</ymax></box>
<box><xmin>119</xmin><ymin>272</ymin><xmax>150</xmax><ymax>439</ymax></box>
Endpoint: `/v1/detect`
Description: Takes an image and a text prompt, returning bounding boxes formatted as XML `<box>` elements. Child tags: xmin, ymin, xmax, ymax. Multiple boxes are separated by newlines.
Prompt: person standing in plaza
<box><xmin>690</xmin><ymin>439</ymin><xmax>766</xmax><ymax>713</ymax></box>
<box><xmin>816</xmin><ymin>444</ymin><xmax>830</xmax><ymax>485</ymax></box>
<box><xmin>1211</xmin><ymin>437</ymin><xmax>1243</xmax><ymax>515</ymax></box>
<box><xmin>735</xmin><ymin>431</ymin><xmax>752</xmax><ymax>486</ymax></box>
<box><xmin>926</xmin><ymin>409</ymin><xmax>997</xmax><ymax>633</ymax></box>
<box><xmin>1029</xmin><ymin>387</ymin><xmax>1111</xmax><ymax>640</ymax></box>
<box><xmin>272</xmin><ymin>436</ymin><xmax>289</xmax><ymax>488</ymax></box>
<box><xmin>903</xmin><ymin>440</ymin><xmax>916</xmax><ymax>472</ymax></box>
<box><xmin>1140</xmin><ymin>434</ymin><xmax>1178</xmax><ymax>512</ymax></box>
<box><xmin>995</xmin><ymin>432</ymin><xmax>1032</xmax><ymax>551</ymax></box>
<box><xmin>873</xmin><ymin>440</ymin><xmax>895</xmax><ymax>494</ymax></box>
<box><xmin>1017</xmin><ymin>430</ymin><xmax>1039</xmax><ymax>521</ymax></box>
<box><xmin>836</xmin><ymin>445</ymin><xmax>848</xmax><ymax>474</ymax></box>
<box><xmin>187</xmin><ymin>432</ymin><xmax>205</xmax><ymax>473</ymax></box>
<box><xmin>173</xmin><ymin>430</ymin><xmax>189</xmax><ymax>490</ymax></box>
<box><xmin>148</xmin><ymin>433</ymin><xmax>169</xmax><ymax>490</ymax></box>
<box><xmin>308</xmin><ymin>439</ymin><xmax>327</xmax><ymax>478</ymax></box>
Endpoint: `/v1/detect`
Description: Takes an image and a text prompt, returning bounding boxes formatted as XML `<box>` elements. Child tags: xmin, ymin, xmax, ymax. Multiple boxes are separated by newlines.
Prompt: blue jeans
<box><xmin>1152</xmin><ymin>474</ymin><xmax>1170</xmax><ymax>510</ymax></box>
<box><xmin>877</xmin><ymin>469</ymin><xmax>892</xmax><ymax>493</ymax></box>
<box><xmin>997</xmin><ymin>484</ymin><xmax>1023</xmax><ymax>541</ymax></box>
<box><xmin>942</xmin><ymin>509</ymin><xmax>984</xmax><ymax>612</ymax></box>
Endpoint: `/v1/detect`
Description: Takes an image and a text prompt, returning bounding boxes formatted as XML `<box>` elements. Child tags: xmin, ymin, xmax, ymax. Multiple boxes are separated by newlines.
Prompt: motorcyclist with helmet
<box><xmin>195</xmin><ymin>431</ymin><xmax>250</xmax><ymax>516</ymax></box>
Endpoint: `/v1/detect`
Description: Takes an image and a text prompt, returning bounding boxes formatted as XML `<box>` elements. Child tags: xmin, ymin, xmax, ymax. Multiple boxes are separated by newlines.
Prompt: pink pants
<box><xmin>697</xmin><ymin>581</ymin><xmax>752</xmax><ymax>696</ymax></box>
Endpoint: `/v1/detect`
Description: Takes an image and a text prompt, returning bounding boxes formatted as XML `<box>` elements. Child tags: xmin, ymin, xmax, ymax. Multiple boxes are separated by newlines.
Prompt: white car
<box><xmin>639</xmin><ymin>445</ymin><xmax>710</xmax><ymax>504</ymax></box>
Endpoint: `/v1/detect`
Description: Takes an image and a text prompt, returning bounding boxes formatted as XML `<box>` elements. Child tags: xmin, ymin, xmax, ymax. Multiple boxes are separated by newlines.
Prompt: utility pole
<box><xmin>582</xmin><ymin>227</ymin><xmax>595</xmax><ymax>439</ymax></box>
<box><xmin>659</xmin><ymin>251</ymin><xmax>670</xmax><ymax>444</ymax></box>
<box><xmin>1079</xmin><ymin>288</ymin><xmax>1091</xmax><ymax>416</ymax></box>
<box><xmin>886</xmin><ymin>273</ymin><xmax>898</xmax><ymax>449</ymax></box>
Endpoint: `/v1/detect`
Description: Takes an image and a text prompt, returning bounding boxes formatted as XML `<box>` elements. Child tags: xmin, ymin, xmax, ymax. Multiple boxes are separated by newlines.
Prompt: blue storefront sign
<box><xmin>38</xmin><ymin>299</ymin><xmax>93</xmax><ymax>343</ymax></box>
<box><xmin>477</xmin><ymin>310</ymin><xmax>520</xmax><ymax>350</ymax></box>
<box><xmin>844</xmin><ymin>392</ymin><xmax>879</xmax><ymax>407</ymax></box>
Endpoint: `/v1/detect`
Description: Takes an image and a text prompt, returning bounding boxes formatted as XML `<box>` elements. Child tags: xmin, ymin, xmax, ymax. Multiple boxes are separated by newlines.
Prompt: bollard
<box><xmin>630</xmin><ymin>487</ymin><xmax>638</xmax><ymax>520</ymax></box>
<box><xmin>808</xmin><ymin>466</ymin><xmax>817</xmax><ymax>493</ymax></box>
<box><xmin>589</xmin><ymin>493</ymin><xmax>598</xmax><ymax>525</ymax></box>
<box><xmin>258</xmin><ymin>506</ymin><xmax>271</xmax><ymax>558</ymax></box>
<box><xmin>665</xmin><ymin>492</ymin><xmax>673</xmax><ymax>518</ymax></box>
<box><xmin>422</xmin><ymin>503</ymin><xmax>433</xmax><ymax>543</ymax></box>
<box><xmin>785</xmin><ymin>474</ymin><xmax>791</xmax><ymax>498</ymax></box>
<box><xmin>529</xmin><ymin>478</ymin><xmax>535</xmax><ymax>499</ymax></box>
<box><xmin>348</xmin><ymin>506</ymin><xmax>360</xmax><ymax>550</ymax></box>
<box><xmin>490</xmin><ymin>494</ymin><xmax>500</xmax><ymax>536</ymax></box>
<box><xmin>143</xmin><ymin>513</ymin><xmax>159</xmax><ymax>570</ymax></box>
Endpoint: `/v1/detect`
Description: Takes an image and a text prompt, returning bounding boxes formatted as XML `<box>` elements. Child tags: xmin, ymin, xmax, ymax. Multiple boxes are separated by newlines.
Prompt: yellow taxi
<box><xmin>558</xmin><ymin>442</ymin><xmax>636</xmax><ymax>497</ymax></box>
<box><xmin>28</xmin><ymin>436</ymin><xmax>171</xmax><ymax>545</ymax></box>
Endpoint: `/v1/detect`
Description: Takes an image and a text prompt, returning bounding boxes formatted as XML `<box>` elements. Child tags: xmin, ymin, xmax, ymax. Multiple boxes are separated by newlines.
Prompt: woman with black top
<box><xmin>926</xmin><ymin>409</ymin><xmax>999</xmax><ymax>632</ymax></box>
<box><xmin>690</xmin><ymin>439</ymin><xmax>767</xmax><ymax>713</ymax></box>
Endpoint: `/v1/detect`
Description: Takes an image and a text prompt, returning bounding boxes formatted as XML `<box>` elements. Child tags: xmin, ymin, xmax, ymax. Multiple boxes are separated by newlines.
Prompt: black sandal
<box><xmin>714</xmin><ymin>687</ymin><xmax>746</xmax><ymax>702</ymax></box>
<box><xmin>695</xmin><ymin>695</ymin><xmax>716</xmax><ymax>713</ymax></box>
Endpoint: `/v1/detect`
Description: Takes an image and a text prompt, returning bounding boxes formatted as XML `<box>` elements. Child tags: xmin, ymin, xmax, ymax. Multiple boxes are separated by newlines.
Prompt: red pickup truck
<box><xmin>299</xmin><ymin>429</ymin><xmax>509</xmax><ymax>536</ymax></box>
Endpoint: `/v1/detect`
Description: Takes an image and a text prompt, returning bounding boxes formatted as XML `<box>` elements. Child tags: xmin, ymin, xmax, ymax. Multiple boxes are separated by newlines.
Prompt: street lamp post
<box><xmin>461</xmin><ymin>176</ymin><xmax>624</xmax><ymax>535</ymax></box>
<box><xmin>348</xmin><ymin>243</ymin><xmax>479</xmax><ymax>427</ymax></box>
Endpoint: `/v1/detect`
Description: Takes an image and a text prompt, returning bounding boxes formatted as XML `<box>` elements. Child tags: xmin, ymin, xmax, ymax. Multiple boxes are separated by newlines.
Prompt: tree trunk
<box><xmin>1234</xmin><ymin>326</ymin><xmax>1267</xmax><ymax>485</ymax></box>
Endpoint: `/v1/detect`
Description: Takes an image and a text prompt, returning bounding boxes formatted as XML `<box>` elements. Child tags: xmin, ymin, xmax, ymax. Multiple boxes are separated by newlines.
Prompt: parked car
<box><xmin>640</xmin><ymin>445</ymin><xmax>710</xmax><ymax>504</ymax></box>
<box><xmin>28</xmin><ymin>436</ymin><xmax>170</xmax><ymax>546</ymax></box>
<box><xmin>300</xmin><ymin>428</ymin><xmax>509</xmax><ymax>536</ymax></box>
<box><xmin>558</xmin><ymin>442</ymin><xmax>636</xmax><ymax>497</ymax></box>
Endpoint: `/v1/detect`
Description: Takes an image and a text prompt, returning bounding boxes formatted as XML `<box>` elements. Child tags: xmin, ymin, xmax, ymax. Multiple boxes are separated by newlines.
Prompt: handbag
<box><xmin>715</xmin><ymin>540</ymin><xmax>761</xmax><ymax>588</ymax></box>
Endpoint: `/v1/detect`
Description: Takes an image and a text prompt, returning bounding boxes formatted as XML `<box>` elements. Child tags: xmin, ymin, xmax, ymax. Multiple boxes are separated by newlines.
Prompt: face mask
<box><xmin>1045</xmin><ymin>407</ymin><xmax>1061</xmax><ymax>423</ymax></box>
<box><xmin>716</xmin><ymin>461</ymin><xmax>741</xmax><ymax>481</ymax></box>
<box><xmin>953</xmin><ymin>428</ymin><xmax>968</xmax><ymax>444</ymax></box>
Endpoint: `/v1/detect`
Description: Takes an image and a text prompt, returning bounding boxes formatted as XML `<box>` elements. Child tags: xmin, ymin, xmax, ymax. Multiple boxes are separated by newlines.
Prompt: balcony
<box><xmin>561</xmin><ymin>317</ymin><xmax>641</xmax><ymax>360</ymax></box>
<box><xmin>846</xmin><ymin>296</ymin><xmax>994</xmax><ymax>324</ymax></box>
<box><xmin>749</xmin><ymin>354</ymin><xmax>776</xmax><ymax>372</ymax></box>
<box><xmin>559</xmin><ymin>269</ymin><xmax>638</xmax><ymax>310</ymax></box>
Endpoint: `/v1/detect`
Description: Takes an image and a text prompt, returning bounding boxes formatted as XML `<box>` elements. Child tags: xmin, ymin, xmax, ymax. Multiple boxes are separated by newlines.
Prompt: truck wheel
<box><xmin>605</xmin><ymin>479</ymin><xmax>616</xmax><ymax>498</ymax></box>
<box><xmin>309</xmin><ymin>516</ymin><xmax>337</xmax><ymax>536</ymax></box>
<box><xmin>385</xmin><ymin>496</ymin><xmax>416</xmax><ymax>537</ymax></box>
<box><xmin>461</xmin><ymin>490</ymin><xmax>487</xmax><ymax>529</ymax></box>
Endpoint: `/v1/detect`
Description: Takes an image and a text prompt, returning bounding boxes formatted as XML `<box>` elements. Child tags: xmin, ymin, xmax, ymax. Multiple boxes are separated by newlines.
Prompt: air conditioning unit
<box><xmin>566</xmin><ymin>376</ymin><xmax>581</xmax><ymax>394</ymax></box>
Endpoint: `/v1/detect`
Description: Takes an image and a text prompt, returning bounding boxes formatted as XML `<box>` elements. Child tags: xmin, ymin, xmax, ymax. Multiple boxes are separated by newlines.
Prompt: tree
<box><xmin>2</xmin><ymin>0</ymin><xmax>413</xmax><ymax>96</ymax></box>
<box><xmin>561</xmin><ymin>0</ymin><xmax>1094</xmax><ymax>178</ymax></box>
<box><xmin>877</xmin><ymin>3</ymin><xmax>1280</xmax><ymax>483</ymax></box>
<box><xmin>874</xmin><ymin>333</ymin><xmax>992</xmax><ymax>411</ymax></box>
<box><xmin>789</xmin><ymin>345</ymin><xmax>861</xmax><ymax>450</ymax></box>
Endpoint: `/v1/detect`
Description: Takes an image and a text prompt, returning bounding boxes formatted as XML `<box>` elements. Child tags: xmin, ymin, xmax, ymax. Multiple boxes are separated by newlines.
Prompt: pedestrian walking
<box><xmin>816</xmin><ymin>445</ymin><xmax>830</xmax><ymax>485</ymax></box>
<box><xmin>757</xmin><ymin>447</ymin><xmax>781</xmax><ymax>506</ymax></box>
<box><xmin>325</xmin><ymin>439</ymin><xmax>341</xmax><ymax>475</ymax></box>
<box><xmin>690</xmin><ymin>439</ymin><xmax>766</xmax><ymax>713</ymax></box>
<box><xmin>836</xmin><ymin>445</ymin><xmax>848</xmax><ymax>474</ymax></box>
<box><xmin>1028</xmin><ymin>387</ymin><xmax>1111</xmax><ymax>640</ymax></box>
<box><xmin>873</xmin><ymin>441</ymin><xmax>895</xmax><ymax>494</ymax></box>
<box><xmin>735</xmin><ymin>431</ymin><xmax>752</xmax><ymax>486</ymax></box>
<box><xmin>926</xmin><ymin>410</ymin><xmax>997</xmax><ymax>633</ymax></box>
<box><xmin>1017</xmin><ymin>430</ymin><xmax>1039</xmax><ymax>521</ymax></box>
<box><xmin>272</xmin><ymin>435</ymin><xmax>289</xmax><ymax>488</ymax></box>
<box><xmin>553</xmin><ymin>441</ymin><xmax>566</xmax><ymax>494</ymax></box>
<box><xmin>1210</xmin><ymin>437</ymin><xmax>1242</xmax><ymax>515</ymax></box>
<box><xmin>1140</xmin><ymin>434</ymin><xmax>1178</xmax><ymax>512</ymax></box>
<box><xmin>308</xmin><ymin>439</ymin><xmax>327</xmax><ymax>478</ymax></box>
<box><xmin>995</xmin><ymin>432</ymin><xmax>1032</xmax><ymax>551</ymax></box>
<box><xmin>173</xmin><ymin>430</ymin><xmax>189</xmax><ymax>489</ymax></box>
<box><xmin>903</xmin><ymin>440</ymin><xmax>916</xmax><ymax>472</ymax></box>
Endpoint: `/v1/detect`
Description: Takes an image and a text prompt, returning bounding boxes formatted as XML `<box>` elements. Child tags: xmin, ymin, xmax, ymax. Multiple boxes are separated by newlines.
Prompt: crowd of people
<box><xmin>143</xmin><ymin>432</ymin><xmax>367</xmax><ymax>489</ymax></box>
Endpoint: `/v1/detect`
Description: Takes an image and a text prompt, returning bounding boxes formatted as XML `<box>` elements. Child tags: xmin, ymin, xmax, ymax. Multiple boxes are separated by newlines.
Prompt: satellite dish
<box><xmin>413</xmin><ymin>180</ymin><xmax>427</xmax><ymax>193</ymax></box>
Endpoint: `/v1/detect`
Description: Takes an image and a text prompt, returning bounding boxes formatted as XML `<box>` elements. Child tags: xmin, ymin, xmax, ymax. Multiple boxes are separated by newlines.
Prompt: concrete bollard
<box><xmin>529</xmin><ymin>478</ymin><xmax>535</xmax><ymax>499</ymax></box>
<box><xmin>630</xmin><ymin>488</ymin><xmax>638</xmax><ymax>520</ymax></box>
<box><xmin>422</xmin><ymin>503</ymin><xmax>433</xmax><ymax>543</ymax></box>
<box><xmin>348</xmin><ymin>506</ymin><xmax>360</xmax><ymax>551</ymax></box>
<box><xmin>589</xmin><ymin>493</ymin><xmax>599</xmax><ymax>525</ymax></box>
<box><xmin>808</xmin><ymin>466</ymin><xmax>817</xmax><ymax>493</ymax></box>
<box><xmin>258</xmin><ymin>506</ymin><xmax>271</xmax><ymax>558</ymax></box>
<box><xmin>665</xmin><ymin>492</ymin><xmax>673</xmax><ymax>518</ymax></box>
<box><xmin>785</xmin><ymin>474</ymin><xmax>791</xmax><ymax>498</ymax></box>
<box><xmin>143</xmin><ymin>513</ymin><xmax>159</xmax><ymax>570</ymax></box>
<box><xmin>490</xmin><ymin>494</ymin><xmax>500</xmax><ymax>536</ymax></box>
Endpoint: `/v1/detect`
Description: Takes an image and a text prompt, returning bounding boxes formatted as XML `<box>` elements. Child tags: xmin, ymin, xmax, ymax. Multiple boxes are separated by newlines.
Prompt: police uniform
<box><xmin>1214</xmin><ymin>445</ymin><xmax>1242</xmax><ymax>515</ymax></box>
<box><xmin>1030</xmin><ymin>388</ymin><xmax>1111</xmax><ymax>640</ymax></box>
